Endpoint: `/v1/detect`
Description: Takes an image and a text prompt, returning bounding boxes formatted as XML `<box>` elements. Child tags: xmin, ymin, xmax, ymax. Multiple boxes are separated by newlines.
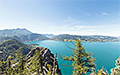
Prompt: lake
<box><xmin>26</xmin><ymin>40</ymin><xmax>120</xmax><ymax>75</ymax></box>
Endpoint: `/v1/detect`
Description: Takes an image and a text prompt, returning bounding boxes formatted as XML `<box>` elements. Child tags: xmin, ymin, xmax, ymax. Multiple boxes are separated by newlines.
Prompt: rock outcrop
<box><xmin>26</xmin><ymin>47</ymin><xmax>62</xmax><ymax>75</ymax></box>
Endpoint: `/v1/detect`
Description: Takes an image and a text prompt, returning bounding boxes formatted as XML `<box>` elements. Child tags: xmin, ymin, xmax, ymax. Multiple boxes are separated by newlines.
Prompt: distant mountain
<box><xmin>43</xmin><ymin>34</ymin><xmax>56</xmax><ymax>38</ymax></box>
<box><xmin>52</xmin><ymin>34</ymin><xmax>119</xmax><ymax>42</ymax></box>
<box><xmin>52</xmin><ymin>34</ymin><xmax>80</xmax><ymax>40</ymax></box>
<box><xmin>0</xmin><ymin>28</ymin><xmax>32</xmax><ymax>37</ymax></box>
<box><xmin>0</xmin><ymin>28</ymin><xmax>119</xmax><ymax>42</ymax></box>
<box><xmin>0</xmin><ymin>33</ymin><xmax>49</xmax><ymax>42</ymax></box>
<box><xmin>0</xmin><ymin>39</ymin><xmax>32</xmax><ymax>60</ymax></box>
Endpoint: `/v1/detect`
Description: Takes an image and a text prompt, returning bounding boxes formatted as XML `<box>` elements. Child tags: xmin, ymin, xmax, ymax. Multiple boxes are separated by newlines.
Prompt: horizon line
<box><xmin>0</xmin><ymin>28</ymin><xmax>119</xmax><ymax>37</ymax></box>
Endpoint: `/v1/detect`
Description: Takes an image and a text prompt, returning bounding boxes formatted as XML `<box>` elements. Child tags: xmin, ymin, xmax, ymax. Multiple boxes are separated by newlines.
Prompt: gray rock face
<box><xmin>26</xmin><ymin>47</ymin><xmax>62</xmax><ymax>75</ymax></box>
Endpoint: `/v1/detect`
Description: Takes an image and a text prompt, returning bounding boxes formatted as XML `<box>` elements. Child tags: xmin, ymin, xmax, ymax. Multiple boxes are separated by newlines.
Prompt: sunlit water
<box><xmin>25</xmin><ymin>40</ymin><xmax>120</xmax><ymax>75</ymax></box>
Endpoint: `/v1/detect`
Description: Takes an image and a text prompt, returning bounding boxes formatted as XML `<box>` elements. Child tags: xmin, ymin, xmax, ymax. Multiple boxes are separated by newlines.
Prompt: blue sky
<box><xmin>0</xmin><ymin>0</ymin><xmax>120</xmax><ymax>36</ymax></box>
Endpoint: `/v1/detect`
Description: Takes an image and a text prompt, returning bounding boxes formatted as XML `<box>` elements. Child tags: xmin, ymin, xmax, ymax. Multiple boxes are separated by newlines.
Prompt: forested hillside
<box><xmin>0</xmin><ymin>42</ymin><xmax>62</xmax><ymax>75</ymax></box>
<box><xmin>0</xmin><ymin>39</ymin><xmax>32</xmax><ymax>60</ymax></box>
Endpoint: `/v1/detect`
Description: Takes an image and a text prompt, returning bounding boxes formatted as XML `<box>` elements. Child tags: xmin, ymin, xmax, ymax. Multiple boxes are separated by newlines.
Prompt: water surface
<box><xmin>26</xmin><ymin>40</ymin><xmax>120</xmax><ymax>75</ymax></box>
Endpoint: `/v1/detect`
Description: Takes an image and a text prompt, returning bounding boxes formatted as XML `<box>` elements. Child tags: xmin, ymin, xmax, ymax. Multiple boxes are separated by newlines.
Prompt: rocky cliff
<box><xmin>26</xmin><ymin>47</ymin><xmax>62</xmax><ymax>75</ymax></box>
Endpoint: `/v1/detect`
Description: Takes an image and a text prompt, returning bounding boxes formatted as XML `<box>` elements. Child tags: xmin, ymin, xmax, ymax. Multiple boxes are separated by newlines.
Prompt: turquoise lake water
<box><xmin>26</xmin><ymin>40</ymin><xmax>120</xmax><ymax>75</ymax></box>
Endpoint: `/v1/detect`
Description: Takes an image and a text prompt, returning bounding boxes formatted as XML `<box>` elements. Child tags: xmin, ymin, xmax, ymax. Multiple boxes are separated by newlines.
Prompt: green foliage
<box><xmin>95</xmin><ymin>67</ymin><xmax>109</xmax><ymax>75</ymax></box>
<box><xmin>64</xmin><ymin>40</ymin><xmax>95</xmax><ymax>75</ymax></box>
<box><xmin>47</xmin><ymin>64</ymin><xmax>58</xmax><ymax>75</ymax></box>
<box><xmin>111</xmin><ymin>57</ymin><xmax>120</xmax><ymax>75</ymax></box>
<box><xmin>0</xmin><ymin>47</ymin><xmax>31</xmax><ymax>75</ymax></box>
<box><xmin>0</xmin><ymin>38</ymin><xmax>119</xmax><ymax>75</ymax></box>
<box><xmin>0</xmin><ymin>39</ymin><xmax>61</xmax><ymax>75</ymax></box>
<box><xmin>0</xmin><ymin>58</ymin><xmax>6</xmax><ymax>74</ymax></box>
<box><xmin>0</xmin><ymin>55</ymin><xmax>15</xmax><ymax>75</ymax></box>
<box><xmin>0</xmin><ymin>47</ymin><xmax>60</xmax><ymax>75</ymax></box>
<box><xmin>0</xmin><ymin>39</ymin><xmax>32</xmax><ymax>60</ymax></box>
<box><xmin>29</xmin><ymin>49</ymin><xmax>44</xmax><ymax>75</ymax></box>
<box><xmin>47</xmin><ymin>64</ymin><xmax>53</xmax><ymax>75</ymax></box>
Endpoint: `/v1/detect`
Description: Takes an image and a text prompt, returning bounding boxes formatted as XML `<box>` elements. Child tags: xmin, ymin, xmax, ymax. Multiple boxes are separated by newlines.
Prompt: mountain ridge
<box><xmin>0</xmin><ymin>28</ymin><xmax>119</xmax><ymax>42</ymax></box>
<box><xmin>0</xmin><ymin>33</ymin><xmax>49</xmax><ymax>43</ymax></box>
<box><xmin>51</xmin><ymin>34</ymin><xmax>119</xmax><ymax>42</ymax></box>
<box><xmin>0</xmin><ymin>28</ymin><xmax>32</xmax><ymax>37</ymax></box>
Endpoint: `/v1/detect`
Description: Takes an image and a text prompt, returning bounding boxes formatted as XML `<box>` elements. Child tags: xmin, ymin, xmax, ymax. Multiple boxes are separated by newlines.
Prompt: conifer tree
<box><xmin>6</xmin><ymin>55</ymin><xmax>14</xmax><ymax>75</ymax></box>
<box><xmin>12</xmin><ymin>47</ymin><xmax>27</xmax><ymax>75</ymax></box>
<box><xmin>64</xmin><ymin>40</ymin><xmax>96</xmax><ymax>75</ymax></box>
<box><xmin>29</xmin><ymin>49</ymin><xmax>44</xmax><ymax>75</ymax></box>
<box><xmin>0</xmin><ymin>58</ymin><xmax>6</xmax><ymax>74</ymax></box>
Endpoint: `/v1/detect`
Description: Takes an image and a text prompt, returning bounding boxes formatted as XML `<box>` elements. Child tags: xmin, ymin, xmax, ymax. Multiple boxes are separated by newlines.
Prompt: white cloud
<box><xmin>96</xmin><ymin>12</ymin><xmax>108</xmax><ymax>16</ymax></box>
<box><xmin>29</xmin><ymin>18</ymin><xmax>119</xmax><ymax>37</ymax></box>
<box><xmin>102</xmin><ymin>12</ymin><xmax>108</xmax><ymax>16</ymax></box>
<box><xmin>29</xmin><ymin>23</ymin><xmax>120</xmax><ymax>36</ymax></box>
<box><xmin>75</xmin><ymin>26</ymin><xmax>86</xmax><ymax>28</ymax></box>
<box><xmin>75</xmin><ymin>25</ymin><xmax>96</xmax><ymax>29</ymax></box>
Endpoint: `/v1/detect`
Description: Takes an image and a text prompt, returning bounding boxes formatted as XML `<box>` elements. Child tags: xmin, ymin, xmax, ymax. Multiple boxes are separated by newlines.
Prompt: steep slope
<box><xmin>0</xmin><ymin>28</ymin><xmax>32</xmax><ymax>37</ymax></box>
<box><xmin>26</xmin><ymin>47</ymin><xmax>62</xmax><ymax>75</ymax></box>
<box><xmin>0</xmin><ymin>39</ymin><xmax>32</xmax><ymax>60</ymax></box>
<box><xmin>0</xmin><ymin>33</ymin><xmax>49</xmax><ymax>42</ymax></box>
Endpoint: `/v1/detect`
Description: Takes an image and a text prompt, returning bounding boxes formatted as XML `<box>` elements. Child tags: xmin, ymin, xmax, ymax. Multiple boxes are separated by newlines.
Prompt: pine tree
<box><xmin>29</xmin><ymin>49</ymin><xmax>44</xmax><ymax>75</ymax></box>
<box><xmin>6</xmin><ymin>55</ymin><xmax>14</xmax><ymax>75</ymax></box>
<box><xmin>12</xmin><ymin>47</ymin><xmax>27</xmax><ymax>75</ymax></box>
<box><xmin>64</xmin><ymin>40</ymin><xmax>96</xmax><ymax>75</ymax></box>
<box><xmin>0</xmin><ymin>58</ymin><xmax>6</xmax><ymax>74</ymax></box>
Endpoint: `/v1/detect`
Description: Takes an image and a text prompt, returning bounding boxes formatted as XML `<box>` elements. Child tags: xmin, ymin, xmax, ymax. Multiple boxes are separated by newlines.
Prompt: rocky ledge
<box><xmin>26</xmin><ymin>47</ymin><xmax>62</xmax><ymax>75</ymax></box>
